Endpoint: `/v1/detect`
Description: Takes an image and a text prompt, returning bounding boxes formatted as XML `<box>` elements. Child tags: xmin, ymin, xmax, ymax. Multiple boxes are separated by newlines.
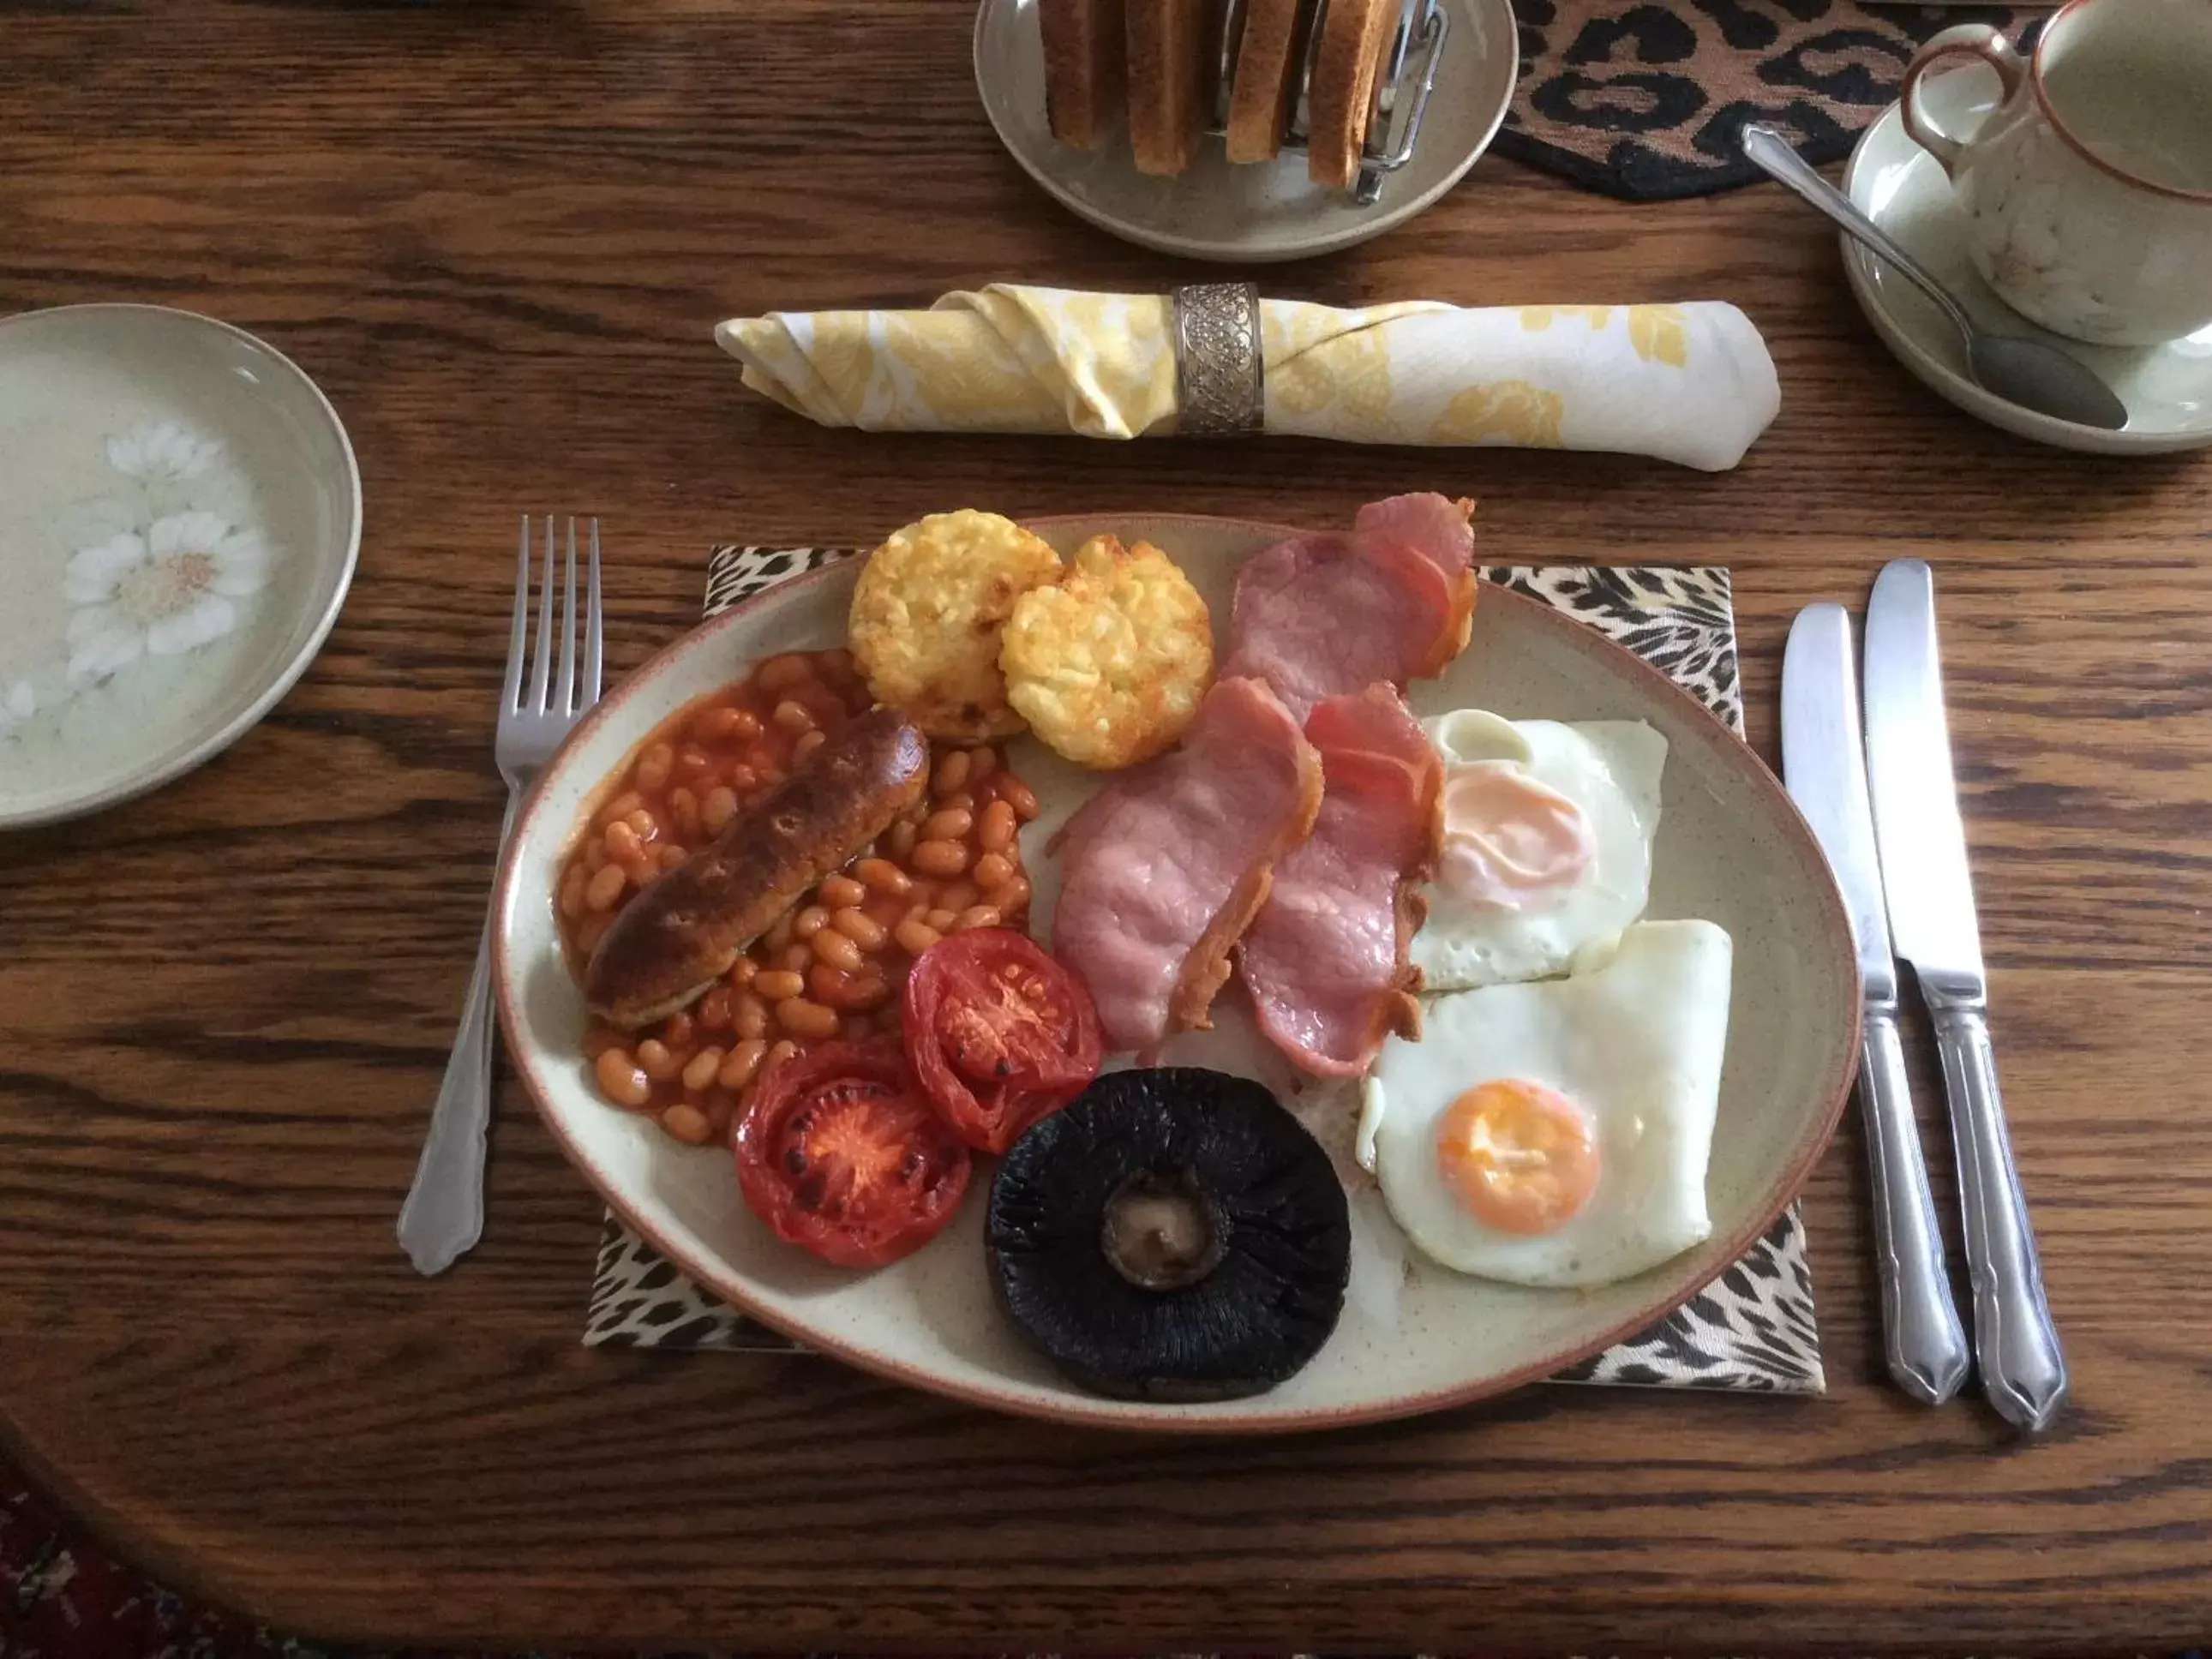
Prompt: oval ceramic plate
<box><xmin>494</xmin><ymin>516</ymin><xmax>1857</xmax><ymax>1433</ymax></box>
<box><xmin>973</xmin><ymin>0</ymin><xmax>1517</xmax><ymax>261</ymax></box>
<box><xmin>0</xmin><ymin>304</ymin><xmax>362</xmax><ymax>829</ymax></box>
<box><xmin>1843</xmin><ymin>84</ymin><xmax>2212</xmax><ymax>454</ymax></box>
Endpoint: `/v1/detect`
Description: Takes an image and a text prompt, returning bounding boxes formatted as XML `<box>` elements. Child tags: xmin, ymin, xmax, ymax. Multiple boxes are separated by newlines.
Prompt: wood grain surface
<box><xmin>3</xmin><ymin>1</ymin><xmax>2210</xmax><ymax>1651</ymax></box>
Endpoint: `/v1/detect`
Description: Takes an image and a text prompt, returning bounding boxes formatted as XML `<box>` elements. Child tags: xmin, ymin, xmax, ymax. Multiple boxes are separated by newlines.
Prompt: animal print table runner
<box><xmin>581</xmin><ymin>547</ymin><xmax>1825</xmax><ymax>1394</ymax></box>
<box><xmin>1494</xmin><ymin>0</ymin><xmax>2033</xmax><ymax>200</ymax></box>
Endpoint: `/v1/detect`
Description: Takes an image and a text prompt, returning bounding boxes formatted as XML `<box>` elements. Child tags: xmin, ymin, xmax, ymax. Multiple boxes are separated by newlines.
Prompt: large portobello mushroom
<box><xmin>986</xmin><ymin>1067</ymin><xmax>1352</xmax><ymax>1401</ymax></box>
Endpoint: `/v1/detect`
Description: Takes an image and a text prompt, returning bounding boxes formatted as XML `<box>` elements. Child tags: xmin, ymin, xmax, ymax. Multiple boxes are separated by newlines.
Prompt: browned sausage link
<box><xmin>584</xmin><ymin>707</ymin><xmax>928</xmax><ymax>1027</ymax></box>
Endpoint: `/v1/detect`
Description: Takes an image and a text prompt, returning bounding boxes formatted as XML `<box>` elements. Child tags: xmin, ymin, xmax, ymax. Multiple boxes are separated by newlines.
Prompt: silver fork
<box><xmin>399</xmin><ymin>515</ymin><xmax>603</xmax><ymax>1275</ymax></box>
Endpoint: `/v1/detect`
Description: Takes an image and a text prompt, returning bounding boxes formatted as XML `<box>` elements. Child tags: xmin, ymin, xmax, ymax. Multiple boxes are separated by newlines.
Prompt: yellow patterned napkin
<box><xmin>716</xmin><ymin>285</ymin><xmax>1780</xmax><ymax>471</ymax></box>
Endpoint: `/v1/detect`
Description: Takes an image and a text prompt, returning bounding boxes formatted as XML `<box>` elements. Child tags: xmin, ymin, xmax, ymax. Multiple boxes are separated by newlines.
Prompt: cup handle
<box><xmin>1900</xmin><ymin>24</ymin><xmax>2027</xmax><ymax>177</ymax></box>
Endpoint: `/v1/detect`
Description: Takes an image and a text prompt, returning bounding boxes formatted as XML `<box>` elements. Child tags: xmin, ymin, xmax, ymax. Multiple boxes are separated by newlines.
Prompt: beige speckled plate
<box><xmin>493</xmin><ymin>516</ymin><xmax>1857</xmax><ymax>1433</ymax></box>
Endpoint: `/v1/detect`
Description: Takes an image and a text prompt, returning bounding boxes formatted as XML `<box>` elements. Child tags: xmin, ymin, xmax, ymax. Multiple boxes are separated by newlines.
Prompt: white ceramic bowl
<box><xmin>0</xmin><ymin>304</ymin><xmax>361</xmax><ymax>829</ymax></box>
<box><xmin>493</xmin><ymin>516</ymin><xmax>1858</xmax><ymax>1433</ymax></box>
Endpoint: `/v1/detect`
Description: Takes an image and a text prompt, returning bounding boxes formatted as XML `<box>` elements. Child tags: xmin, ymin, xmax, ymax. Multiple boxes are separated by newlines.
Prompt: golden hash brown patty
<box><xmin>999</xmin><ymin>534</ymin><xmax>1214</xmax><ymax>770</ymax></box>
<box><xmin>848</xmin><ymin>510</ymin><xmax>1064</xmax><ymax>741</ymax></box>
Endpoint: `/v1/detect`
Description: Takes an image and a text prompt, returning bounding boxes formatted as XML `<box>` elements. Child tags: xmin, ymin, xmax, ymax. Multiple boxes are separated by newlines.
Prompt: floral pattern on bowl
<box><xmin>3</xmin><ymin>422</ymin><xmax>278</xmax><ymax>749</ymax></box>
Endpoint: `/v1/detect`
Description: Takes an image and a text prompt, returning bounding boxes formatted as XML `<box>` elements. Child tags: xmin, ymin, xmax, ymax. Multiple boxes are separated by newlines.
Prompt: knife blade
<box><xmin>1863</xmin><ymin>560</ymin><xmax>2067</xmax><ymax>1432</ymax></box>
<box><xmin>1783</xmin><ymin>604</ymin><xmax>1969</xmax><ymax>1405</ymax></box>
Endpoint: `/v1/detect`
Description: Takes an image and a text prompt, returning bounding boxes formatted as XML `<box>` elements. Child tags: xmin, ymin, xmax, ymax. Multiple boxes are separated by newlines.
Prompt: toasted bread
<box><xmin>1305</xmin><ymin>0</ymin><xmax>1394</xmax><ymax>188</ymax></box>
<box><xmin>1040</xmin><ymin>0</ymin><xmax>1128</xmax><ymax>150</ymax></box>
<box><xmin>1126</xmin><ymin>0</ymin><xmax>1220</xmax><ymax>176</ymax></box>
<box><xmin>1225</xmin><ymin>0</ymin><xmax>1308</xmax><ymax>163</ymax></box>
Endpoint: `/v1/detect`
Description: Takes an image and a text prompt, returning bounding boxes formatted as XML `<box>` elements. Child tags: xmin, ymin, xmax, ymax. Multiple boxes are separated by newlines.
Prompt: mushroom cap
<box><xmin>987</xmin><ymin>1067</ymin><xmax>1352</xmax><ymax>1401</ymax></box>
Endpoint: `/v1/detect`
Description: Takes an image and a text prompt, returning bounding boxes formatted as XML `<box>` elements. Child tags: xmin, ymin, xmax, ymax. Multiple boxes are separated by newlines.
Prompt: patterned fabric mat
<box><xmin>583</xmin><ymin>545</ymin><xmax>1825</xmax><ymax>1396</ymax></box>
<box><xmin>1492</xmin><ymin>0</ymin><xmax>2032</xmax><ymax>200</ymax></box>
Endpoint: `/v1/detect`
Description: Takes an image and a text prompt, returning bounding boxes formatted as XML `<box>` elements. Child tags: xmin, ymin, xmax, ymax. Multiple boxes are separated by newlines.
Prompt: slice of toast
<box><xmin>1126</xmin><ymin>0</ymin><xmax>1220</xmax><ymax>176</ymax></box>
<box><xmin>1225</xmin><ymin>0</ymin><xmax>1308</xmax><ymax>163</ymax></box>
<box><xmin>1040</xmin><ymin>0</ymin><xmax>1129</xmax><ymax>150</ymax></box>
<box><xmin>1305</xmin><ymin>0</ymin><xmax>1394</xmax><ymax>188</ymax></box>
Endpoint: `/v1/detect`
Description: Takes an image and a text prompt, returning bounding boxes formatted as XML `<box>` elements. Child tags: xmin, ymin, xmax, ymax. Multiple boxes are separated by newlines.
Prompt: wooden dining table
<box><xmin>5</xmin><ymin>1</ymin><xmax>2210</xmax><ymax>1651</ymax></box>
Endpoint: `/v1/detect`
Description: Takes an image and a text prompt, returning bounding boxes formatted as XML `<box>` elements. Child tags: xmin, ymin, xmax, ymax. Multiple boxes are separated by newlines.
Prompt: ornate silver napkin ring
<box><xmin>1173</xmin><ymin>282</ymin><xmax>1265</xmax><ymax>437</ymax></box>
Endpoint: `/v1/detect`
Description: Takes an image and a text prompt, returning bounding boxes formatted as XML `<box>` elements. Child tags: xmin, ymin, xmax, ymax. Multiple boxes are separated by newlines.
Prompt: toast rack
<box><xmin>1211</xmin><ymin>0</ymin><xmax>1450</xmax><ymax>205</ymax></box>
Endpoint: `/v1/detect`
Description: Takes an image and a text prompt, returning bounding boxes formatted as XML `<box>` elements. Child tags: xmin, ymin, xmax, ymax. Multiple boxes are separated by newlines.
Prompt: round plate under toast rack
<box><xmin>974</xmin><ymin>0</ymin><xmax>1517</xmax><ymax>261</ymax></box>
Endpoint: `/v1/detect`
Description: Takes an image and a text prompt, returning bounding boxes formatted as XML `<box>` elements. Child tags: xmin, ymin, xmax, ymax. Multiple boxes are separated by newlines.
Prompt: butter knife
<box><xmin>1783</xmin><ymin>604</ymin><xmax>1970</xmax><ymax>1405</ymax></box>
<box><xmin>1863</xmin><ymin>560</ymin><xmax>2067</xmax><ymax>1432</ymax></box>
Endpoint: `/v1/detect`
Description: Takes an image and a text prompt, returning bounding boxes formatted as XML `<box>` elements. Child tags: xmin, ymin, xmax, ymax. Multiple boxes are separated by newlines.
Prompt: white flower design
<box><xmin>0</xmin><ymin>680</ymin><xmax>33</xmax><ymax>736</ymax></box>
<box><xmin>65</xmin><ymin>510</ymin><xmax>271</xmax><ymax>685</ymax></box>
<box><xmin>105</xmin><ymin>421</ymin><xmax>223</xmax><ymax>483</ymax></box>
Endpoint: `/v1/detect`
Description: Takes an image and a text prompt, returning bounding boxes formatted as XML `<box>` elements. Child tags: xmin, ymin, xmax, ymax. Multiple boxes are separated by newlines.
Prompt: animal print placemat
<box><xmin>582</xmin><ymin>546</ymin><xmax>1824</xmax><ymax>1394</ymax></box>
<box><xmin>1493</xmin><ymin>0</ymin><xmax>2035</xmax><ymax>200</ymax></box>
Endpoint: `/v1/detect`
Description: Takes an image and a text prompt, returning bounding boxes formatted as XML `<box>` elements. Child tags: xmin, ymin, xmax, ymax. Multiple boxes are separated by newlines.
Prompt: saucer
<box><xmin>973</xmin><ymin>0</ymin><xmax>1517</xmax><ymax>262</ymax></box>
<box><xmin>0</xmin><ymin>305</ymin><xmax>361</xmax><ymax>830</ymax></box>
<box><xmin>1843</xmin><ymin>88</ymin><xmax>2212</xmax><ymax>455</ymax></box>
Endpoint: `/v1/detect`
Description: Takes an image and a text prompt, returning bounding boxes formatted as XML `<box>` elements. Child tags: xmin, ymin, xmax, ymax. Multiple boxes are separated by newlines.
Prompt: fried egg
<box><xmin>1410</xmin><ymin>710</ymin><xmax>1665</xmax><ymax>991</ymax></box>
<box><xmin>1358</xmin><ymin>919</ymin><xmax>1732</xmax><ymax>1288</ymax></box>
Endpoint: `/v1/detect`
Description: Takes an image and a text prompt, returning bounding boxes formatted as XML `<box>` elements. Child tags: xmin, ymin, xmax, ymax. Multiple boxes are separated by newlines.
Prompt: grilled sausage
<box><xmin>584</xmin><ymin>707</ymin><xmax>928</xmax><ymax>1027</ymax></box>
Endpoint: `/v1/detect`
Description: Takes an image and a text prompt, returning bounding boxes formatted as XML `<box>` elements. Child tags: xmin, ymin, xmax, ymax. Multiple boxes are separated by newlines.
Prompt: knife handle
<box><xmin>1859</xmin><ymin>1003</ymin><xmax>1971</xmax><ymax>1404</ymax></box>
<box><xmin>1927</xmin><ymin>989</ymin><xmax>2068</xmax><ymax>1432</ymax></box>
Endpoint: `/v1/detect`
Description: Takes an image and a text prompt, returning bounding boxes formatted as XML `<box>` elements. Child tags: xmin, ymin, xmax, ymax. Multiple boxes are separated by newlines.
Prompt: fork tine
<box><xmin>582</xmin><ymin>518</ymin><xmax>604</xmax><ymax>710</ymax></box>
<box><xmin>528</xmin><ymin>514</ymin><xmax>556</xmax><ymax>713</ymax></box>
<box><xmin>555</xmin><ymin>517</ymin><xmax>580</xmax><ymax>716</ymax></box>
<box><xmin>502</xmin><ymin>514</ymin><xmax>531</xmax><ymax>710</ymax></box>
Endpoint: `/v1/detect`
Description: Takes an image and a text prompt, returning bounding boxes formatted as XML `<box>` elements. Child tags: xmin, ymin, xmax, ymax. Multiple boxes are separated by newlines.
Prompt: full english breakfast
<box><xmin>546</xmin><ymin>493</ymin><xmax>1737</xmax><ymax>1400</ymax></box>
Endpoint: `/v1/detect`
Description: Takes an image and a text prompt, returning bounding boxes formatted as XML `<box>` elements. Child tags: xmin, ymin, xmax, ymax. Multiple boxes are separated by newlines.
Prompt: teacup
<box><xmin>1900</xmin><ymin>0</ymin><xmax>2212</xmax><ymax>346</ymax></box>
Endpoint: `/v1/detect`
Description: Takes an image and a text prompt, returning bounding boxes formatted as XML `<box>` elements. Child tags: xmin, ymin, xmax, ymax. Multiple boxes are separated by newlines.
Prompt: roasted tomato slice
<box><xmin>733</xmin><ymin>1041</ymin><xmax>971</xmax><ymax>1267</ymax></box>
<box><xmin>902</xmin><ymin>929</ymin><xmax>1105</xmax><ymax>1154</ymax></box>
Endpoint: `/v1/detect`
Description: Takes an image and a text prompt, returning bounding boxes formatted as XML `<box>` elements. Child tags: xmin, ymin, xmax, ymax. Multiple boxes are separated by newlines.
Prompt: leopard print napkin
<box><xmin>579</xmin><ymin>548</ymin><xmax>1825</xmax><ymax>1394</ymax></box>
<box><xmin>1494</xmin><ymin>0</ymin><xmax>2032</xmax><ymax>199</ymax></box>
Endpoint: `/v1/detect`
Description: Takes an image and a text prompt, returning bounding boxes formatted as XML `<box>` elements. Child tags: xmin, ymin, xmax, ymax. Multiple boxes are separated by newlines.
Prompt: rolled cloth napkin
<box><xmin>716</xmin><ymin>284</ymin><xmax>1780</xmax><ymax>471</ymax></box>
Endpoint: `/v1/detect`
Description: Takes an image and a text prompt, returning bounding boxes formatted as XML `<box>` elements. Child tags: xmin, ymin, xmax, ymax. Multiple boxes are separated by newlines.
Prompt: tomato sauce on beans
<box><xmin>555</xmin><ymin>648</ymin><xmax>1042</xmax><ymax>1147</ymax></box>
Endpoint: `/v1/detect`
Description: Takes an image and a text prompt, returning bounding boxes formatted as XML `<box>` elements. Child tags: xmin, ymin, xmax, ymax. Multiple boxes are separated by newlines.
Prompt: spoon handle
<box><xmin>1740</xmin><ymin>123</ymin><xmax>1975</xmax><ymax>345</ymax></box>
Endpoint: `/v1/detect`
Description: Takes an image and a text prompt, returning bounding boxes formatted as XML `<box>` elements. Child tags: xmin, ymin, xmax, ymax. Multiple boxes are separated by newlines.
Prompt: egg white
<box><xmin>1359</xmin><ymin>919</ymin><xmax>1732</xmax><ymax>1289</ymax></box>
<box><xmin>1411</xmin><ymin>710</ymin><xmax>1666</xmax><ymax>991</ymax></box>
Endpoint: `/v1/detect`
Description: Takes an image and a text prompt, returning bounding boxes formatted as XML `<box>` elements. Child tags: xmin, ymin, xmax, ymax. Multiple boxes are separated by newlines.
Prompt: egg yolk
<box><xmin>1436</xmin><ymin>762</ymin><xmax>1597</xmax><ymax>910</ymax></box>
<box><xmin>1434</xmin><ymin>1080</ymin><xmax>1599</xmax><ymax>1235</ymax></box>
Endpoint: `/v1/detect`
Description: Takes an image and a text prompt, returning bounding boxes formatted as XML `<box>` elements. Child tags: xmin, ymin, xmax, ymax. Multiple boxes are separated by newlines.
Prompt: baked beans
<box><xmin>555</xmin><ymin>647</ymin><xmax>1040</xmax><ymax>1144</ymax></box>
<box><xmin>776</xmin><ymin>997</ymin><xmax>840</xmax><ymax>1039</ymax></box>
<box><xmin>856</xmin><ymin>857</ymin><xmax>912</xmax><ymax>896</ymax></box>
<box><xmin>681</xmin><ymin>1048</ymin><xmax>725</xmax><ymax>1093</ymax></box>
<box><xmin>911</xmin><ymin>839</ymin><xmax>969</xmax><ymax>877</ymax></box>
<box><xmin>752</xmin><ymin>968</ymin><xmax>806</xmax><ymax>1003</ymax></box>
<box><xmin>718</xmin><ymin>1039</ymin><xmax>768</xmax><ymax>1091</ymax></box>
<box><xmin>662</xmin><ymin>1103</ymin><xmax>712</xmax><ymax>1145</ymax></box>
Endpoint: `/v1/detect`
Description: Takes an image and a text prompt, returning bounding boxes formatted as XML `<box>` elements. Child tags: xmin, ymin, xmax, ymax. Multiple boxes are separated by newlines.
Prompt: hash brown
<box><xmin>1000</xmin><ymin>534</ymin><xmax>1214</xmax><ymax>769</ymax></box>
<box><xmin>849</xmin><ymin>511</ymin><xmax>1064</xmax><ymax>741</ymax></box>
